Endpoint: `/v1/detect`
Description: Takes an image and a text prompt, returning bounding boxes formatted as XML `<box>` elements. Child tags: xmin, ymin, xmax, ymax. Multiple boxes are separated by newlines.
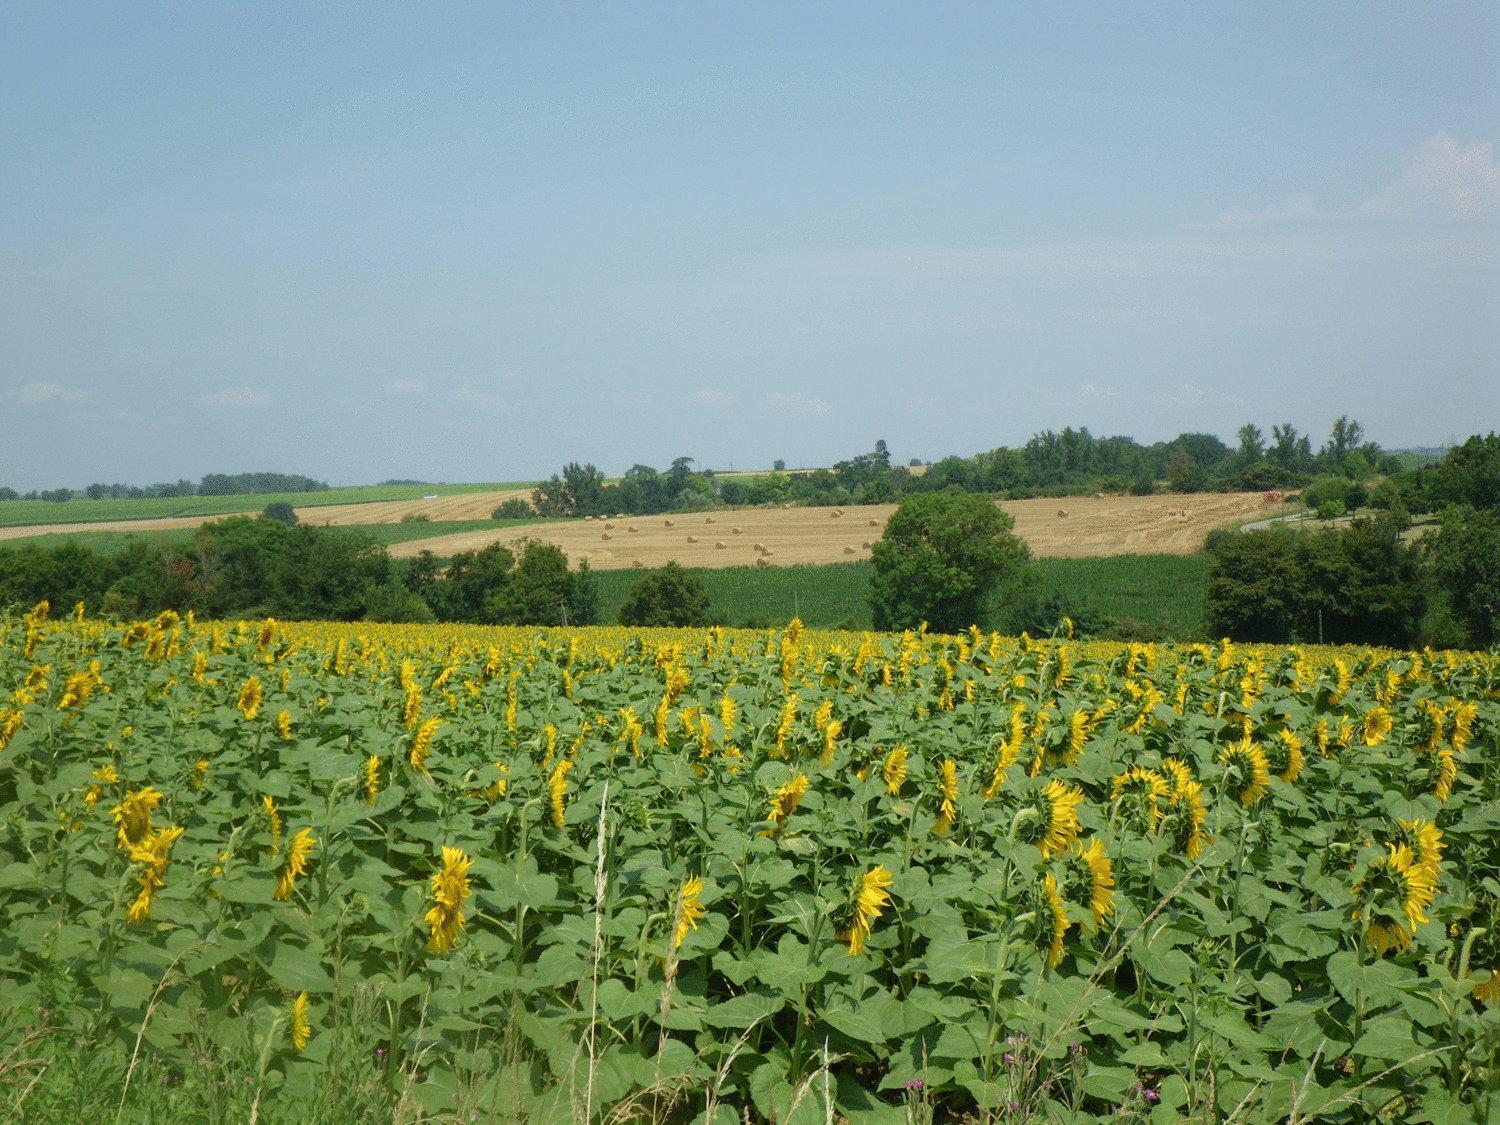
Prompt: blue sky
<box><xmin>2</xmin><ymin>2</ymin><xmax>1496</xmax><ymax>489</ymax></box>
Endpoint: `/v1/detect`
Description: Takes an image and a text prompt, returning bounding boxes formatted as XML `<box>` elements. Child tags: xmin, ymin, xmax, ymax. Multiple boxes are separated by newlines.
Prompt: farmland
<box><xmin>388</xmin><ymin>492</ymin><xmax>1279</xmax><ymax>567</ymax></box>
<box><xmin>0</xmin><ymin>483</ymin><xmax>535</xmax><ymax>535</ymax></box>
<box><xmin>0</xmin><ymin>606</ymin><xmax>1494</xmax><ymax>1121</ymax></box>
<box><xmin>589</xmin><ymin>556</ymin><xmax>1211</xmax><ymax>636</ymax></box>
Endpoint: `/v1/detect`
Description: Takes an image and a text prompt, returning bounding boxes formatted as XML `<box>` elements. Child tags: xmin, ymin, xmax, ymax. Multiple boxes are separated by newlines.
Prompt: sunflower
<box><xmin>1449</xmin><ymin>700</ymin><xmax>1477</xmax><ymax>752</ymax></box>
<box><xmin>124</xmin><ymin>825</ymin><xmax>184</xmax><ymax>924</ymax></box>
<box><xmin>276</xmin><ymin>710</ymin><xmax>293</xmax><ymax>740</ymax></box>
<box><xmin>1433</xmin><ymin>748</ymin><xmax>1458</xmax><ymax>802</ymax></box>
<box><xmin>409</xmin><ymin>717</ymin><xmax>442</xmax><ymax>775</ymax></box>
<box><xmin>881</xmin><ymin>746</ymin><xmax>909</xmax><ymax>795</ymax></box>
<box><xmin>1160</xmin><ymin>757</ymin><xmax>1194</xmax><ymax>797</ymax></box>
<box><xmin>1267</xmin><ymin>728</ymin><xmax>1305</xmax><ymax>783</ymax></box>
<box><xmin>764</xmin><ymin>772</ymin><xmax>810</xmax><ymax>835</ymax></box>
<box><xmin>1110</xmin><ymin>767</ymin><xmax>1170</xmax><ymax>831</ymax></box>
<box><xmin>846</xmin><ymin>865</ymin><xmax>895</xmax><ymax>955</ymax></box>
<box><xmin>548</xmin><ymin>759</ymin><xmax>575</xmax><ymax>828</ymax></box>
<box><xmin>1361</xmin><ymin>706</ymin><xmax>1393</xmax><ymax>748</ymax></box>
<box><xmin>237</xmin><ymin>676</ymin><xmax>263</xmax><ymax>721</ymax></box>
<box><xmin>1219</xmin><ymin>738</ymin><xmax>1270</xmax><ymax>806</ymax></box>
<box><xmin>364</xmin><ymin>755</ymin><xmax>381</xmax><ymax>805</ymax></box>
<box><xmin>1042</xmin><ymin>873</ymin><xmax>1070</xmax><ymax>967</ymax></box>
<box><xmin>1038</xmin><ymin>780</ymin><xmax>1084</xmax><ymax>859</ymax></box>
<box><xmin>275</xmin><ymin>828</ymin><xmax>316</xmax><ymax>901</ymax></box>
<box><xmin>424</xmin><ymin>846</ymin><xmax>473</xmax><ymax>955</ymax></box>
<box><xmin>1065</xmin><ymin>837</ymin><xmax>1115</xmax><ymax>929</ymax></box>
<box><xmin>933</xmin><ymin>759</ymin><xmax>959</xmax><ymax>835</ymax></box>
<box><xmin>113</xmin><ymin>786</ymin><xmax>162</xmax><ymax>850</ymax></box>
<box><xmin>261</xmin><ymin>795</ymin><xmax>283</xmax><ymax>854</ymax></box>
<box><xmin>289</xmin><ymin>992</ymin><xmax>311</xmax><ymax>1052</ymax></box>
<box><xmin>672</xmin><ymin>876</ymin><xmax>706</xmax><ymax>951</ymax></box>
<box><xmin>1162</xmin><ymin>779</ymin><xmax>1210</xmax><ymax>860</ymax></box>
<box><xmin>1394</xmin><ymin>819</ymin><xmax>1444</xmax><ymax>881</ymax></box>
<box><xmin>1357</xmin><ymin>842</ymin><xmax>1438</xmax><ymax>956</ymax></box>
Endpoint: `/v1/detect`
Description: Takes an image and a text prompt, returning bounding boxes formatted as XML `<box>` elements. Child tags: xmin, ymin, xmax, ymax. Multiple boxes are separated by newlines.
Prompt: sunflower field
<box><xmin>0</xmin><ymin>602</ymin><xmax>1496</xmax><ymax>1122</ymax></box>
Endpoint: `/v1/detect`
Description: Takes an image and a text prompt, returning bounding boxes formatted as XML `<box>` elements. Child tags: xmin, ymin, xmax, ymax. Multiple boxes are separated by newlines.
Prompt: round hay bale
<box><xmin>715</xmin><ymin>541</ymin><xmax>726</xmax><ymax>549</ymax></box>
<box><xmin>627</xmin><ymin>526</ymin><xmax>638</xmax><ymax>533</ymax></box>
<box><xmin>705</xmin><ymin>516</ymin><xmax>715</xmax><ymax>524</ymax></box>
<box><xmin>867</xmin><ymin>518</ymin><xmax>879</xmax><ymax>527</ymax></box>
<box><xmin>731</xmin><ymin>527</ymin><xmax>743</xmax><ymax>535</ymax></box>
<box><xmin>1057</xmin><ymin>510</ymin><xmax>1068</xmax><ymax>518</ymax></box>
<box><xmin>600</xmin><ymin>532</ymin><xmax>611</xmax><ymax>540</ymax></box>
<box><xmin>843</xmin><ymin>546</ymin><xmax>856</xmax><ymax>554</ymax></box>
<box><xmin>686</xmin><ymin>535</ymin><xmax>699</xmax><ymax>544</ymax></box>
<box><xmin>604</xmin><ymin>521</ymin><xmax>615</xmax><ymax>530</ymax></box>
<box><xmin>663</xmin><ymin>519</ymin><xmax>673</xmax><ymax>527</ymax></box>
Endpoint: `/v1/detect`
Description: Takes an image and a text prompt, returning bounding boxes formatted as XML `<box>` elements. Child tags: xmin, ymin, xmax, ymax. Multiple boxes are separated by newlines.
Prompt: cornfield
<box><xmin>1</xmin><ymin>602</ymin><xmax>1496</xmax><ymax>1122</ymax></box>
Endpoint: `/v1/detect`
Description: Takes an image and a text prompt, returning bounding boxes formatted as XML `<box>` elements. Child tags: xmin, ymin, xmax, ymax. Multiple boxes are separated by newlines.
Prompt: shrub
<box><xmin>617</xmin><ymin>562</ymin><xmax>710</xmax><ymax>627</ymax></box>
<box><xmin>399</xmin><ymin>513</ymin><xmax>431</xmax><ymax>523</ymax></box>
<box><xmin>1316</xmin><ymin>499</ymin><xmax>1345</xmax><ymax>520</ymax></box>
<box><xmin>260</xmin><ymin>502</ymin><xmax>298</xmax><ymax>526</ymax></box>
<box><xmin>492</xmin><ymin>498</ymin><xmax>534</xmax><ymax>520</ymax></box>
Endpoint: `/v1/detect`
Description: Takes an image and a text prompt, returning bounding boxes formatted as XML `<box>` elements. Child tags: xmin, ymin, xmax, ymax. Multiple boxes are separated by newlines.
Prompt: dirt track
<box><xmin>0</xmin><ymin>488</ymin><xmax>534</xmax><ymax>544</ymax></box>
<box><xmin>387</xmin><ymin>492</ymin><xmax>1278</xmax><ymax>567</ymax></box>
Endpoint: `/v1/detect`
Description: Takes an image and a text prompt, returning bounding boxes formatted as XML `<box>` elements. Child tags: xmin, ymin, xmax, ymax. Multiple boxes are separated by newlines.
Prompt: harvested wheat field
<box><xmin>0</xmin><ymin>488</ymin><xmax>535</xmax><ymax>544</ymax></box>
<box><xmin>389</xmin><ymin>492</ymin><xmax>1280</xmax><ymax>568</ymax></box>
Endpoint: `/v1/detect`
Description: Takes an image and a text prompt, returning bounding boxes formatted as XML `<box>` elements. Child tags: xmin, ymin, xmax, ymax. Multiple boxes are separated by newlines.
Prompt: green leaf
<box><xmin>266</xmin><ymin>944</ymin><xmax>333</xmax><ymax>993</ymax></box>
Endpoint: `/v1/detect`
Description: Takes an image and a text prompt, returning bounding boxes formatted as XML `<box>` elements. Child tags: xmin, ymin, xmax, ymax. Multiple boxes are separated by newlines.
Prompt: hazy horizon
<box><xmin>3</xmin><ymin>3</ymin><xmax>1497</xmax><ymax>491</ymax></box>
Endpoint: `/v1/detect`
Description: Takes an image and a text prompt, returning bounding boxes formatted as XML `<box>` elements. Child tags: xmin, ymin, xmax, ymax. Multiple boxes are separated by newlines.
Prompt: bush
<box><xmin>492</xmin><ymin>498</ymin><xmax>534</xmax><ymax>520</ymax></box>
<box><xmin>399</xmin><ymin>513</ymin><xmax>431</xmax><ymax>523</ymax></box>
<box><xmin>617</xmin><ymin>562</ymin><xmax>710</xmax><ymax>627</ymax></box>
<box><xmin>261</xmin><ymin>502</ymin><xmax>298</xmax><ymax>526</ymax></box>
<box><xmin>1316</xmin><ymin>499</ymin><xmax>1346</xmax><ymax>521</ymax></box>
<box><xmin>868</xmin><ymin>490</ymin><xmax>1030</xmax><ymax>633</ymax></box>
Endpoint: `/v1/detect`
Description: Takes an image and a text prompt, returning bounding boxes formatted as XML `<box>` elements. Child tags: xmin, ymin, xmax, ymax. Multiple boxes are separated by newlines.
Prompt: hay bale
<box><xmin>715</xmin><ymin>541</ymin><xmax>726</xmax><ymax>549</ymax></box>
<box><xmin>600</xmin><ymin>532</ymin><xmax>612</xmax><ymax>540</ymax></box>
<box><xmin>843</xmin><ymin>546</ymin><xmax>856</xmax><ymax>554</ymax></box>
<box><xmin>627</xmin><ymin>526</ymin><xmax>638</xmax><ymax>533</ymax></box>
<box><xmin>705</xmin><ymin>516</ymin><xmax>715</xmax><ymax>524</ymax></box>
<box><xmin>867</xmin><ymin>518</ymin><xmax>879</xmax><ymax>527</ymax></box>
<box><xmin>663</xmin><ymin>519</ymin><xmax>673</xmax><ymax>527</ymax></box>
<box><xmin>731</xmin><ymin>527</ymin><xmax>743</xmax><ymax>535</ymax></box>
<box><xmin>632</xmin><ymin>559</ymin><xmax>644</xmax><ymax>568</ymax></box>
<box><xmin>1057</xmin><ymin>510</ymin><xmax>1068</xmax><ymax>518</ymax></box>
<box><xmin>753</xmin><ymin>542</ymin><xmax>766</xmax><ymax>553</ymax></box>
<box><xmin>604</xmin><ymin>521</ymin><xmax>615</xmax><ymax>530</ymax></box>
<box><xmin>686</xmin><ymin>535</ymin><xmax>699</xmax><ymax>544</ymax></box>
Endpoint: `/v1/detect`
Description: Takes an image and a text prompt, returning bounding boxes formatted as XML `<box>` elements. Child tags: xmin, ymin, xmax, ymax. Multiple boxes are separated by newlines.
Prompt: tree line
<box><xmin>529</xmin><ymin>416</ymin><xmax>1414</xmax><ymax>517</ymax></box>
<box><xmin>0</xmin><ymin>472</ymin><xmax>330</xmax><ymax>503</ymax></box>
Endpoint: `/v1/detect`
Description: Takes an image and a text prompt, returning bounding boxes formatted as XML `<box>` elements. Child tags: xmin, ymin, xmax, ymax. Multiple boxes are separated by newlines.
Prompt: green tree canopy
<box><xmin>868</xmin><ymin>490</ymin><xmax>1030</xmax><ymax>633</ymax></box>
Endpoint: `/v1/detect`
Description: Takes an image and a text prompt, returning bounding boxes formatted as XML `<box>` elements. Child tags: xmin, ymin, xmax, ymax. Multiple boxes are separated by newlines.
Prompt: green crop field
<box><xmin>0</xmin><ymin>482</ymin><xmax>533</xmax><ymax>529</ymax></box>
<box><xmin>0</xmin><ymin>611</ymin><xmax>1493</xmax><ymax>1121</ymax></box>
<box><xmin>591</xmin><ymin>556</ymin><xmax>1209</xmax><ymax>636</ymax></box>
<box><xmin>0</xmin><ymin>518</ymin><xmax>551</xmax><ymax>556</ymax></box>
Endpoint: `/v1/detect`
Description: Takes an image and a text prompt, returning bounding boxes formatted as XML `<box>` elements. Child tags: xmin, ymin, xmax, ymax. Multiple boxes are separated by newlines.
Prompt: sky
<box><xmin>2</xmin><ymin>2</ymin><xmax>1497</xmax><ymax>490</ymax></box>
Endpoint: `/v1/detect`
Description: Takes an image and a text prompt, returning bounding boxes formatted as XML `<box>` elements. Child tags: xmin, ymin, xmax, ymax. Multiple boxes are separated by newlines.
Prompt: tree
<box><xmin>487</xmin><ymin>541</ymin><xmax>576</xmax><ymax>625</ymax></box>
<box><xmin>617</xmin><ymin>562</ymin><xmax>710</xmax><ymax>627</ymax></box>
<box><xmin>571</xmin><ymin>559</ymin><xmax>599</xmax><ymax>626</ymax></box>
<box><xmin>261</xmin><ymin>502</ymin><xmax>298</xmax><ymax>526</ymax></box>
<box><xmin>1233</xmin><ymin>423</ymin><xmax>1266</xmax><ymax>468</ymax></box>
<box><xmin>1165</xmin><ymin>449</ymin><xmax>1205</xmax><ymax>493</ymax></box>
<box><xmin>1204</xmin><ymin>528</ymin><xmax>1306</xmax><ymax>641</ymax></box>
<box><xmin>1321</xmin><ymin>415</ymin><xmax>1365</xmax><ymax>469</ymax></box>
<box><xmin>1427</xmin><ymin>507</ymin><xmax>1500</xmax><ymax>647</ymax></box>
<box><xmin>773</xmin><ymin>459</ymin><xmax>786</xmax><ymax>472</ymax></box>
<box><xmin>868</xmin><ymin>490</ymin><xmax>1030</xmax><ymax>633</ymax></box>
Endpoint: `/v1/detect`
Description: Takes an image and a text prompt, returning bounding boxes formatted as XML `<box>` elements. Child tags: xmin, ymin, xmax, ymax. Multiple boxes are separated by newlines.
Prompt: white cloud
<box><xmin>200</xmin><ymin>387</ymin><xmax>268</xmax><ymax>408</ymax></box>
<box><xmin>5</xmin><ymin>381</ymin><xmax>90</xmax><ymax>405</ymax></box>
<box><xmin>689</xmin><ymin>386</ymin><xmax>735</xmax><ymax>409</ymax></box>
<box><xmin>1080</xmin><ymin>382</ymin><xmax>1117</xmax><ymax>401</ymax></box>
<box><xmin>766</xmin><ymin>391</ymin><xmax>831</xmax><ymax>418</ymax></box>
<box><xmin>385</xmin><ymin>378</ymin><xmax>426</xmax><ymax>395</ymax></box>
<box><xmin>1215</xmin><ymin>193</ymin><xmax>1319</xmax><ymax>228</ymax></box>
<box><xmin>1357</xmin><ymin>132</ymin><xmax>1500</xmax><ymax>219</ymax></box>
<box><xmin>1213</xmin><ymin>132</ymin><xmax>1499</xmax><ymax>227</ymax></box>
